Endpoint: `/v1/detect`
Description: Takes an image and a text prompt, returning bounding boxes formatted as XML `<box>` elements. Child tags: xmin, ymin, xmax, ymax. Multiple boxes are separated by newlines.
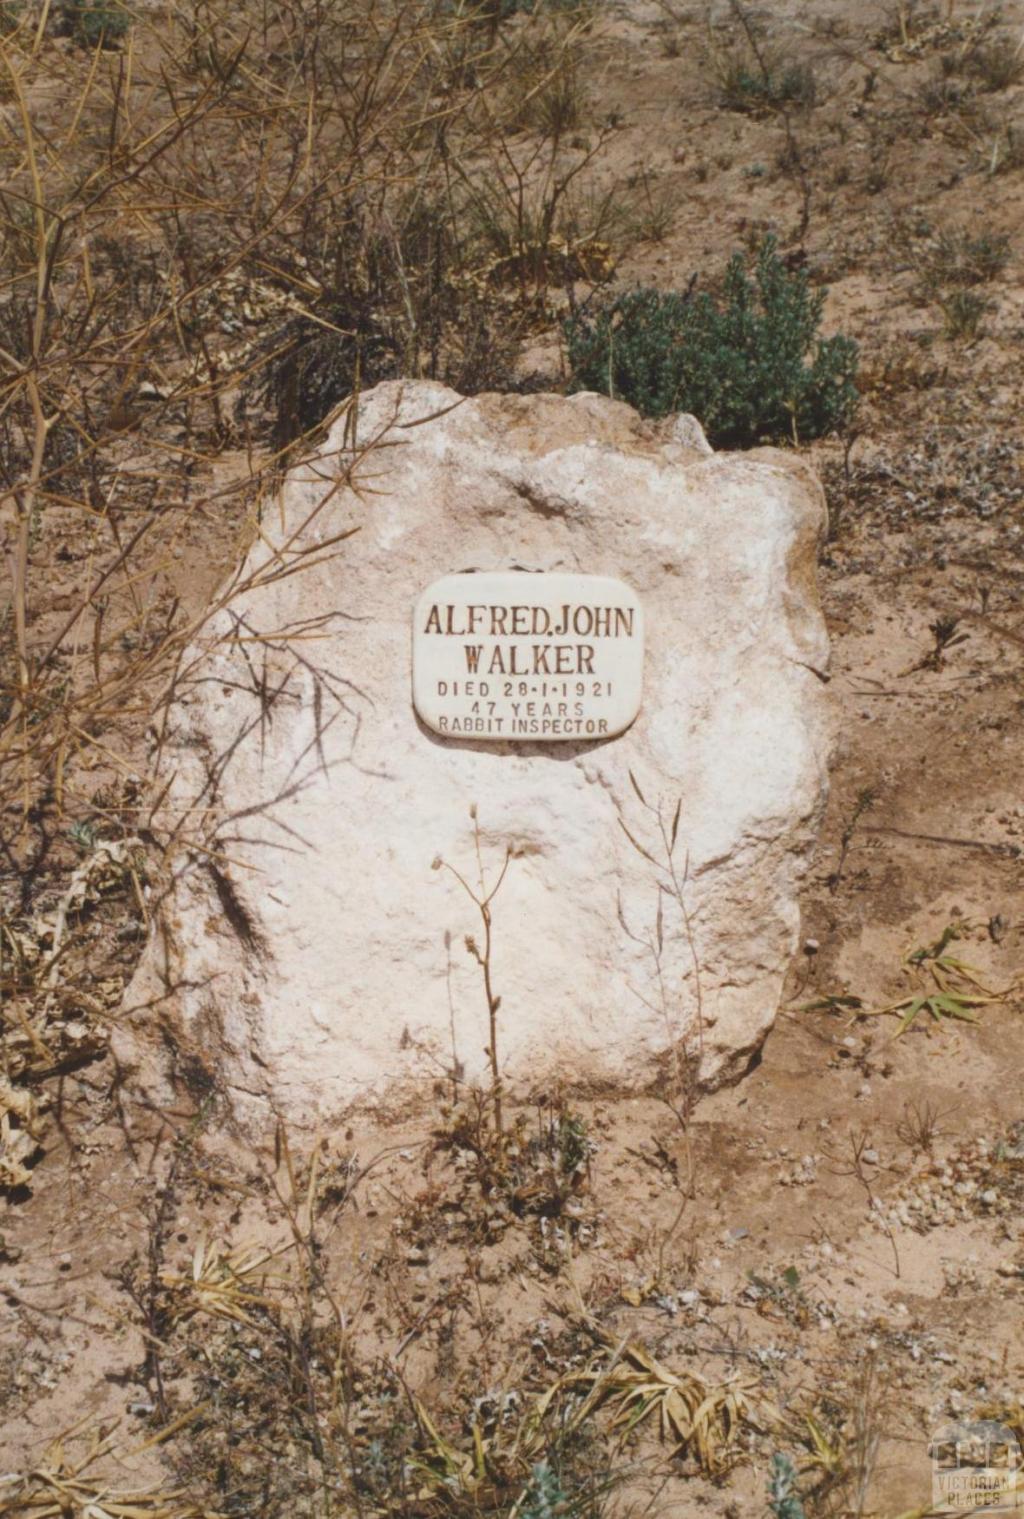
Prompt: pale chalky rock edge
<box><xmin>118</xmin><ymin>382</ymin><xmax>833</xmax><ymax>1130</ymax></box>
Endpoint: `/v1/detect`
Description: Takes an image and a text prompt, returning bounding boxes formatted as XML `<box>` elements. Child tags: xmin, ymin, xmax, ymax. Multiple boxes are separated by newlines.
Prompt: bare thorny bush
<box><xmin>0</xmin><ymin>0</ymin><xmax>625</xmax><ymax>1165</ymax></box>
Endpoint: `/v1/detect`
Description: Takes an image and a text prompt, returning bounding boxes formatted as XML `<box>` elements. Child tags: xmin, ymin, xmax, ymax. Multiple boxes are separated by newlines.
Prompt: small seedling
<box><xmin>803</xmin><ymin>925</ymin><xmax>1017</xmax><ymax>1040</ymax></box>
<box><xmin>747</xmin><ymin>1266</ymin><xmax>811</xmax><ymax>1326</ymax></box>
<box><xmin>717</xmin><ymin>58</ymin><xmax>816</xmax><ymax>115</ymax></box>
<box><xmin>883</xmin><ymin>988</ymin><xmax>985</xmax><ymax>1034</ymax></box>
<box><xmin>626</xmin><ymin>168</ymin><xmax>679</xmax><ymax>242</ymax></box>
<box><xmin>901</xmin><ymin>613</ymin><xmax>969</xmax><ymax>675</ymax></box>
<box><xmin>63</xmin><ymin>0</ymin><xmax>132</xmax><ymax>45</ymax></box>
<box><xmin>66</xmin><ymin>818</ymin><xmax>97</xmax><ymax>852</ymax></box>
<box><xmin>827</xmin><ymin>786</ymin><xmax>876</xmax><ymax>893</ymax></box>
<box><xmin>866</xmin><ymin>923</ymin><xmax>1013</xmax><ymax>1036</ymax></box>
<box><xmin>768</xmin><ymin>1451</ymin><xmax>807</xmax><ymax>1519</ymax></box>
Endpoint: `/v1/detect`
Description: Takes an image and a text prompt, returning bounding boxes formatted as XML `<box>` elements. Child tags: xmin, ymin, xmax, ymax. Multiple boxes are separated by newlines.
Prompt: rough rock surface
<box><xmin>119</xmin><ymin>381</ymin><xmax>833</xmax><ymax>1128</ymax></box>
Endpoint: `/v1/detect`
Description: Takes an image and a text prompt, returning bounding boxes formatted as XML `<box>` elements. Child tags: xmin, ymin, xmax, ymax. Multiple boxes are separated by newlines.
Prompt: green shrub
<box><xmin>767</xmin><ymin>1452</ymin><xmax>806</xmax><ymax>1519</ymax></box>
<box><xmin>565</xmin><ymin>236</ymin><xmax>858</xmax><ymax>447</ymax></box>
<box><xmin>58</xmin><ymin>0</ymin><xmax>131</xmax><ymax>45</ymax></box>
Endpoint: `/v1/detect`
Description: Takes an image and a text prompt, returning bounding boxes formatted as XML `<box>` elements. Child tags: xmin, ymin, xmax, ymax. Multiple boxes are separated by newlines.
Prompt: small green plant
<box><xmin>748</xmin><ymin>1266</ymin><xmax>811</xmax><ymax>1326</ymax></box>
<box><xmin>67</xmin><ymin>819</ymin><xmax>98</xmax><ymax>853</ymax></box>
<box><xmin>711</xmin><ymin>2</ymin><xmax>815</xmax><ymax>116</ymax></box>
<box><xmin>939</xmin><ymin>287</ymin><xmax>991</xmax><ymax>339</ymax></box>
<box><xmin>718</xmin><ymin>57</ymin><xmax>816</xmax><ymax>115</ymax></box>
<box><xmin>870</xmin><ymin>924</ymin><xmax>1013</xmax><ymax>1036</ymax></box>
<box><xmin>767</xmin><ymin>1452</ymin><xmax>806</xmax><ymax>1519</ymax></box>
<box><xmin>802</xmin><ymin>925</ymin><xmax>1018</xmax><ymax>1039</ymax></box>
<box><xmin>626</xmin><ymin>169</ymin><xmax>678</xmax><ymax>242</ymax></box>
<box><xmin>64</xmin><ymin>0</ymin><xmax>132</xmax><ymax>45</ymax></box>
<box><xmin>917</xmin><ymin>226</ymin><xmax>1010</xmax><ymax>292</ymax></box>
<box><xmin>906</xmin><ymin>224</ymin><xmax>1006</xmax><ymax>341</ymax></box>
<box><xmin>982</xmin><ymin>122</ymin><xmax>1024</xmax><ymax>176</ymax></box>
<box><xmin>901</xmin><ymin>613</ymin><xmax>969</xmax><ymax>674</ymax></box>
<box><xmin>565</xmin><ymin>236</ymin><xmax>858</xmax><ymax>446</ymax></box>
<box><xmin>827</xmin><ymin>785</ymin><xmax>877</xmax><ymax>892</ymax></box>
<box><xmin>520</xmin><ymin>1460</ymin><xmax>571</xmax><ymax>1519</ymax></box>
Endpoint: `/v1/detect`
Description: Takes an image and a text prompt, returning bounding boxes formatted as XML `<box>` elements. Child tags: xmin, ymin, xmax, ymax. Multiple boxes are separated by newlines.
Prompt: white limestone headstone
<box><xmin>117</xmin><ymin>381</ymin><xmax>833</xmax><ymax>1131</ymax></box>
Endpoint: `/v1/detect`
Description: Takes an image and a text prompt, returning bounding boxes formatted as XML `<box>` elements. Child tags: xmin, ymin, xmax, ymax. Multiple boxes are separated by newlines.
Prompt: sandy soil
<box><xmin>2</xmin><ymin>1</ymin><xmax>1024</xmax><ymax>1515</ymax></box>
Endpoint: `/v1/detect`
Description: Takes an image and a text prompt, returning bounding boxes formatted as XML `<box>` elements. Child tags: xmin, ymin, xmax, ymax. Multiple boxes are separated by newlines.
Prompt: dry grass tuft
<box><xmin>160</xmin><ymin>1237</ymin><xmax>288</xmax><ymax>1328</ymax></box>
<box><xmin>570</xmin><ymin>1337</ymin><xmax>763</xmax><ymax>1476</ymax></box>
<box><xmin>0</xmin><ymin>1424</ymin><xmax>214</xmax><ymax>1517</ymax></box>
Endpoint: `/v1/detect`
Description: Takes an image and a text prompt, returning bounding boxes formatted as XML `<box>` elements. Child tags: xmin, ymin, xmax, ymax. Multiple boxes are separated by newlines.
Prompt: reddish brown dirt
<box><xmin>3</xmin><ymin>2</ymin><xmax>1024</xmax><ymax>1515</ymax></box>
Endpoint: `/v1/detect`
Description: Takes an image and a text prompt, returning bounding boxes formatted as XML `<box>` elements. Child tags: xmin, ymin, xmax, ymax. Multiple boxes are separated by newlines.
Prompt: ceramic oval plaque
<box><xmin>413</xmin><ymin>571</ymin><xmax>644</xmax><ymax>741</ymax></box>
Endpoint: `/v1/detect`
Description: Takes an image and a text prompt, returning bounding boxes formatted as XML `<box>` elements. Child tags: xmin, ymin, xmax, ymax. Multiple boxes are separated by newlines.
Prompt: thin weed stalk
<box><xmin>618</xmin><ymin>772</ymin><xmax>705</xmax><ymax>1195</ymax></box>
<box><xmin>435</xmin><ymin>807</ymin><xmax>513</xmax><ymax>1145</ymax></box>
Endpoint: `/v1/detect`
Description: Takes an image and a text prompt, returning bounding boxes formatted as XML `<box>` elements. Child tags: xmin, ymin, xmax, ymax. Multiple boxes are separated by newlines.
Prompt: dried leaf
<box><xmin>618</xmin><ymin>819</ymin><xmax>659</xmax><ymax>868</ymax></box>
